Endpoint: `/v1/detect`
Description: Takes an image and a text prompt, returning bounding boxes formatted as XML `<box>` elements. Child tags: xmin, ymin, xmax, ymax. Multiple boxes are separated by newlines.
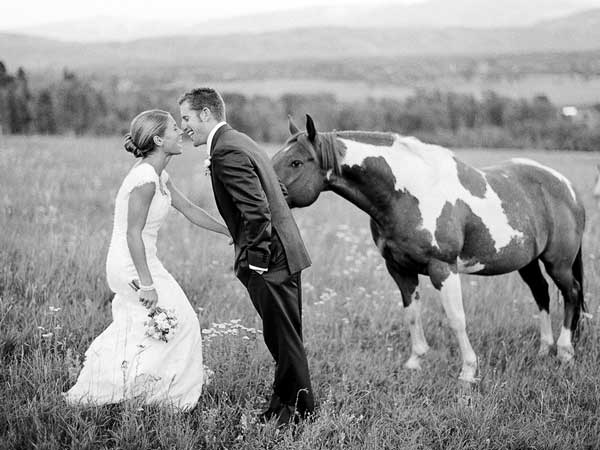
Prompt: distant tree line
<box><xmin>1</xmin><ymin>62</ymin><xmax>599</xmax><ymax>151</ymax></box>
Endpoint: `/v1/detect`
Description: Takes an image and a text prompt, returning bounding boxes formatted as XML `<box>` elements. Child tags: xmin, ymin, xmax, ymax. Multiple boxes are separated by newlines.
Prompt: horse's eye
<box><xmin>291</xmin><ymin>160</ymin><xmax>303</xmax><ymax>168</ymax></box>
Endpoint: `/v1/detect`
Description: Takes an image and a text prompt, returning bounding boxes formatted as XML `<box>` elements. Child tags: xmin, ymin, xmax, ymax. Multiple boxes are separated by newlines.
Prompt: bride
<box><xmin>64</xmin><ymin>109</ymin><xmax>229</xmax><ymax>411</ymax></box>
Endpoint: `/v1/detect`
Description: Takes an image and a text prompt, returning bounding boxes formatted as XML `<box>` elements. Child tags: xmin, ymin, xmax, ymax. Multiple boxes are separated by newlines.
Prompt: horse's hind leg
<box><xmin>384</xmin><ymin>261</ymin><xmax>429</xmax><ymax>370</ymax></box>
<box><xmin>542</xmin><ymin>246</ymin><xmax>585</xmax><ymax>363</ymax></box>
<box><xmin>518</xmin><ymin>259</ymin><xmax>553</xmax><ymax>356</ymax></box>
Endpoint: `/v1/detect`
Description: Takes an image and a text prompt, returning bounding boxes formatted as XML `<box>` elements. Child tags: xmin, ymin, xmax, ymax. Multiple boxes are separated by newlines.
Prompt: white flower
<box><xmin>204</xmin><ymin>157</ymin><xmax>211</xmax><ymax>175</ymax></box>
<box><xmin>155</xmin><ymin>318</ymin><xmax>168</xmax><ymax>330</ymax></box>
<box><xmin>144</xmin><ymin>306</ymin><xmax>179</xmax><ymax>342</ymax></box>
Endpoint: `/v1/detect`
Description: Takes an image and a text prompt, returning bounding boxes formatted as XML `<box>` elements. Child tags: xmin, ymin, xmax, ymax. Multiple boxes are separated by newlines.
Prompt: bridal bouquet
<box><xmin>144</xmin><ymin>306</ymin><xmax>178</xmax><ymax>342</ymax></box>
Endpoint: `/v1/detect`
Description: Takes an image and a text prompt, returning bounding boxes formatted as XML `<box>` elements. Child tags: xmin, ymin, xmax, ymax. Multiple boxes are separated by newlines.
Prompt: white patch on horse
<box><xmin>511</xmin><ymin>158</ymin><xmax>577</xmax><ymax>202</ymax></box>
<box><xmin>538</xmin><ymin>310</ymin><xmax>554</xmax><ymax>356</ymax></box>
<box><xmin>457</xmin><ymin>258</ymin><xmax>485</xmax><ymax>273</ymax></box>
<box><xmin>404</xmin><ymin>290</ymin><xmax>429</xmax><ymax>370</ymax></box>
<box><xmin>556</xmin><ymin>326</ymin><xmax>574</xmax><ymax>362</ymax></box>
<box><xmin>438</xmin><ymin>271</ymin><xmax>478</xmax><ymax>382</ymax></box>
<box><xmin>339</xmin><ymin>136</ymin><xmax>523</xmax><ymax>250</ymax></box>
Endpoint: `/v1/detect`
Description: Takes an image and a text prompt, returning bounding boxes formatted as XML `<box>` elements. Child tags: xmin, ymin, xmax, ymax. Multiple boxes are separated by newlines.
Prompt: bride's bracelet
<box><xmin>138</xmin><ymin>283</ymin><xmax>155</xmax><ymax>292</ymax></box>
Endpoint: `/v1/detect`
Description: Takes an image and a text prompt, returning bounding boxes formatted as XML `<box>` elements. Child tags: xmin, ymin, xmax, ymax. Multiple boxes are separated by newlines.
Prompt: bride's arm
<box><xmin>127</xmin><ymin>183</ymin><xmax>158</xmax><ymax>308</ymax></box>
<box><xmin>167</xmin><ymin>179</ymin><xmax>230</xmax><ymax>238</ymax></box>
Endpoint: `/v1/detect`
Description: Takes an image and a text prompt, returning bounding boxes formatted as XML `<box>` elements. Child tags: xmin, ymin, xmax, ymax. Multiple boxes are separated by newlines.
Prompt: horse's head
<box><xmin>272</xmin><ymin>114</ymin><xmax>333</xmax><ymax>208</ymax></box>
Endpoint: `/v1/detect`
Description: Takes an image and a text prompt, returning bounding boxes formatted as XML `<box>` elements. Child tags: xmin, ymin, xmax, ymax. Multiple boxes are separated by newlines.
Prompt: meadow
<box><xmin>1</xmin><ymin>134</ymin><xmax>600</xmax><ymax>449</ymax></box>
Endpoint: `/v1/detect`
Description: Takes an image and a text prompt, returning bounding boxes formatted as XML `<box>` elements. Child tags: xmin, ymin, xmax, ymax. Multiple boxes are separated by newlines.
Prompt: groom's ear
<box><xmin>288</xmin><ymin>115</ymin><xmax>300</xmax><ymax>135</ymax></box>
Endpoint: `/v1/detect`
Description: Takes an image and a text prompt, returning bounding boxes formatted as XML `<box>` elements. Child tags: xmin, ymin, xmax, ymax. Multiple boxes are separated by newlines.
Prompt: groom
<box><xmin>179</xmin><ymin>88</ymin><xmax>315</xmax><ymax>425</ymax></box>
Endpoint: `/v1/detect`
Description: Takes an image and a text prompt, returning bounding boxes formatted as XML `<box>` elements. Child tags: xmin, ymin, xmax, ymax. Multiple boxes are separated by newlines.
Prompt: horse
<box><xmin>272</xmin><ymin>114</ymin><xmax>586</xmax><ymax>383</ymax></box>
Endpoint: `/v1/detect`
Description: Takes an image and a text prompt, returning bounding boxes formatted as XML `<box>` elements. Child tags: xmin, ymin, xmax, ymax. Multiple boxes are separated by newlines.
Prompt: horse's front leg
<box><xmin>384</xmin><ymin>261</ymin><xmax>429</xmax><ymax>369</ymax></box>
<box><xmin>429</xmin><ymin>259</ymin><xmax>478</xmax><ymax>383</ymax></box>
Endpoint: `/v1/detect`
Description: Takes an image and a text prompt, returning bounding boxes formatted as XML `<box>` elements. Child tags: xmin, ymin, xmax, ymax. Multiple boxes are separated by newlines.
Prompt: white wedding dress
<box><xmin>64</xmin><ymin>163</ymin><xmax>206</xmax><ymax>411</ymax></box>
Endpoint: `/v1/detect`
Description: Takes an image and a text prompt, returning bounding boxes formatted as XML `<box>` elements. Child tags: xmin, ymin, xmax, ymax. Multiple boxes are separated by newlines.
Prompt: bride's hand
<box><xmin>139</xmin><ymin>289</ymin><xmax>158</xmax><ymax>309</ymax></box>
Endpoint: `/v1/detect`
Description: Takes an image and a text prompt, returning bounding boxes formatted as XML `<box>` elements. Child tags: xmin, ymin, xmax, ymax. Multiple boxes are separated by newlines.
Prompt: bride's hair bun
<box><xmin>124</xmin><ymin>109</ymin><xmax>171</xmax><ymax>158</ymax></box>
<box><xmin>123</xmin><ymin>133</ymin><xmax>144</xmax><ymax>157</ymax></box>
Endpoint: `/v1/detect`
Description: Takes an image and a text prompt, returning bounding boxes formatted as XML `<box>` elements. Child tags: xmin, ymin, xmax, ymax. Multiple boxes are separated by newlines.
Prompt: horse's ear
<box><xmin>288</xmin><ymin>115</ymin><xmax>300</xmax><ymax>135</ymax></box>
<box><xmin>306</xmin><ymin>114</ymin><xmax>317</xmax><ymax>143</ymax></box>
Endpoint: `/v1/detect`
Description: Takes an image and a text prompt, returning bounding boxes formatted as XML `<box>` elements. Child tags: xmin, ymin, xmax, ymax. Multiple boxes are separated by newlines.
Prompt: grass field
<box><xmin>1</xmin><ymin>134</ymin><xmax>600</xmax><ymax>449</ymax></box>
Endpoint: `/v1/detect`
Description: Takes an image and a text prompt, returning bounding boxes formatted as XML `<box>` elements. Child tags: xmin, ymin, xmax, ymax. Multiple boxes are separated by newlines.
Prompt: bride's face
<box><xmin>160</xmin><ymin>116</ymin><xmax>184</xmax><ymax>156</ymax></box>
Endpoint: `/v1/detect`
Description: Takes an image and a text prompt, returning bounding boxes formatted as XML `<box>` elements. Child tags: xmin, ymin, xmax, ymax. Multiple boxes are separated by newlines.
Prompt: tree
<box><xmin>35</xmin><ymin>90</ymin><xmax>56</xmax><ymax>134</ymax></box>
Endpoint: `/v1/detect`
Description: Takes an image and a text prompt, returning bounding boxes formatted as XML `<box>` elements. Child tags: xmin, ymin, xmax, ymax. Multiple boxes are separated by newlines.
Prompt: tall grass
<box><xmin>1</xmin><ymin>135</ymin><xmax>599</xmax><ymax>449</ymax></box>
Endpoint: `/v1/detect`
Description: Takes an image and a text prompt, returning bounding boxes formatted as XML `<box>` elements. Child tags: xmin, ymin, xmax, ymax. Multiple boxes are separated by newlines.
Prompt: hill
<box><xmin>3</xmin><ymin>9</ymin><xmax>600</xmax><ymax>72</ymax></box>
<box><xmin>6</xmin><ymin>0</ymin><xmax>599</xmax><ymax>42</ymax></box>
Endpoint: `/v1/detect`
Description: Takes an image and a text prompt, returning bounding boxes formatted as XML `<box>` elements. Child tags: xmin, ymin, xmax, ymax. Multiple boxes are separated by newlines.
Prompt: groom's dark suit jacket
<box><xmin>209</xmin><ymin>124</ymin><xmax>311</xmax><ymax>275</ymax></box>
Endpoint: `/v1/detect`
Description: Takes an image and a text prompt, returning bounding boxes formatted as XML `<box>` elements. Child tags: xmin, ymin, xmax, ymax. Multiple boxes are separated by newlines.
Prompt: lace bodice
<box><xmin>107</xmin><ymin>163</ymin><xmax>171</xmax><ymax>269</ymax></box>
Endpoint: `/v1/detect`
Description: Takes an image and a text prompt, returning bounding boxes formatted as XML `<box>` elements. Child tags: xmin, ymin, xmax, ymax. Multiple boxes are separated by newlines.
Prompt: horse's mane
<box><xmin>287</xmin><ymin>129</ymin><xmax>402</xmax><ymax>177</ymax></box>
<box><xmin>334</xmin><ymin>131</ymin><xmax>396</xmax><ymax>147</ymax></box>
<box><xmin>285</xmin><ymin>131</ymin><xmax>345</xmax><ymax>177</ymax></box>
<box><xmin>318</xmin><ymin>132</ymin><xmax>345</xmax><ymax>177</ymax></box>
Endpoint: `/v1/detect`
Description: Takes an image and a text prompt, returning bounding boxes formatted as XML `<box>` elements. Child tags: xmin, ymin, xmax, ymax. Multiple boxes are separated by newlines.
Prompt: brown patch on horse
<box><xmin>434</xmin><ymin>197</ymin><xmax>534</xmax><ymax>274</ymax></box>
<box><xmin>454</xmin><ymin>158</ymin><xmax>486</xmax><ymax>198</ymax></box>
<box><xmin>342</xmin><ymin>155</ymin><xmax>433</xmax><ymax>273</ymax></box>
<box><xmin>427</xmin><ymin>259</ymin><xmax>454</xmax><ymax>289</ymax></box>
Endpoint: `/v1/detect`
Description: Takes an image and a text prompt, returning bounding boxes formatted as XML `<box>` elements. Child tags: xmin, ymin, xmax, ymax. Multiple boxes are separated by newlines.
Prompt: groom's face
<box><xmin>180</xmin><ymin>101</ymin><xmax>209</xmax><ymax>147</ymax></box>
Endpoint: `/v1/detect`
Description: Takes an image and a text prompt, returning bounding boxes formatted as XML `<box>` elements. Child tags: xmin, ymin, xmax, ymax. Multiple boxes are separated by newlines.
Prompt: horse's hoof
<box><xmin>458</xmin><ymin>365</ymin><xmax>479</xmax><ymax>384</ymax></box>
<box><xmin>458</xmin><ymin>374</ymin><xmax>479</xmax><ymax>384</ymax></box>
<box><xmin>404</xmin><ymin>355</ymin><xmax>422</xmax><ymax>370</ymax></box>
<box><xmin>537</xmin><ymin>343</ymin><xmax>552</xmax><ymax>357</ymax></box>
<box><xmin>557</xmin><ymin>345</ymin><xmax>574</xmax><ymax>363</ymax></box>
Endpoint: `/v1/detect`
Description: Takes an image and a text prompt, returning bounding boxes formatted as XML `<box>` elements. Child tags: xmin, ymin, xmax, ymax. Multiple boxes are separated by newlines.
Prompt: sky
<box><xmin>0</xmin><ymin>0</ymin><xmax>423</xmax><ymax>29</ymax></box>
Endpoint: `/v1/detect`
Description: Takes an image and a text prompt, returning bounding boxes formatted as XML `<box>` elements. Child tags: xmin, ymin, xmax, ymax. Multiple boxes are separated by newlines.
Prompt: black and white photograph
<box><xmin>1</xmin><ymin>0</ymin><xmax>600</xmax><ymax>448</ymax></box>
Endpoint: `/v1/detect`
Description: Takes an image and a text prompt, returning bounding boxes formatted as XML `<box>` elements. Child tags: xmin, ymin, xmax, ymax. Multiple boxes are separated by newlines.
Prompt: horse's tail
<box><xmin>572</xmin><ymin>244</ymin><xmax>586</xmax><ymax>340</ymax></box>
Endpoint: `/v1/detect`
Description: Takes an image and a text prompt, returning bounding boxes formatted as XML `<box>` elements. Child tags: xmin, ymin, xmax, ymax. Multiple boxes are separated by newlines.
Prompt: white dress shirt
<box><xmin>206</xmin><ymin>121</ymin><xmax>227</xmax><ymax>156</ymax></box>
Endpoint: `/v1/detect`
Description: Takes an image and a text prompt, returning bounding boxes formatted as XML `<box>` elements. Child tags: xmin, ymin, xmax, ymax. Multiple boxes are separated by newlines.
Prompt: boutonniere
<box><xmin>204</xmin><ymin>157</ymin><xmax>211</xmax><ymax>176</ymax></box>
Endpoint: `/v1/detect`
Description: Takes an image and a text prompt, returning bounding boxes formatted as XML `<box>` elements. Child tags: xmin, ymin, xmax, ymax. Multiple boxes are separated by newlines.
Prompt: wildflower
<box><xmin>48</xmin><ymin>306</ymin><xmax>61</xmax><ymax>312</ymax></box>
<box><xmin>204</xmin><ymin>366</ymin><xmax>214</xmax><ymax>385</ymax></box>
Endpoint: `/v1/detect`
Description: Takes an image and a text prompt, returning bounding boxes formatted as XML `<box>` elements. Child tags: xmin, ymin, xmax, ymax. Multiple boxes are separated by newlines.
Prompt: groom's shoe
<box><xmin>258</xmin><ymin>393</ymin><xmax>282</xmax><ymax>422</ymax></box>
<box><xmin>258</xmin><ymin>404</ymin><xmax>298</xmax><ymax>428</ymax></box>
<box><xmin>257</xmin><ymin>407</ymin><xmax>277</xmax><ymax>424</ymax></box>
<box><xmin>258</xmin><ymin>395</ymin><xmax>300</xmax><ymax>428</ymax></box>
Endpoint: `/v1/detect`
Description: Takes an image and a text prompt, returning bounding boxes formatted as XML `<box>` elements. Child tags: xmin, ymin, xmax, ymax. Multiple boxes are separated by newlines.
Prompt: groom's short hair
<box><xmin>178</xmin><ymin>88</ymin><xmax>226</xmax><ymax>121</ymax></box>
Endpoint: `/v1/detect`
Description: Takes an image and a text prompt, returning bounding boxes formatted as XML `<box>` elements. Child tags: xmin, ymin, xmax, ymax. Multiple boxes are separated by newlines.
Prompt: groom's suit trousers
<box><xmin>237</xmin><ymin>235</ymin><xmax>314</xmax><ymax>416</ymax></box>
